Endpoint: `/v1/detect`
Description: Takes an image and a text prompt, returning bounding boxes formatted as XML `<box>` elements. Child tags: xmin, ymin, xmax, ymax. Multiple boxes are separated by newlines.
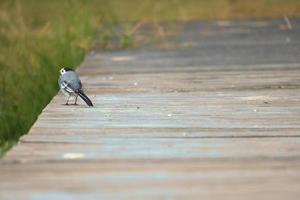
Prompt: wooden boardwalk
<box><xmin>1</xmin><ymin>19</ymin><xmax>300</xmax><ymax>199</ymax></box>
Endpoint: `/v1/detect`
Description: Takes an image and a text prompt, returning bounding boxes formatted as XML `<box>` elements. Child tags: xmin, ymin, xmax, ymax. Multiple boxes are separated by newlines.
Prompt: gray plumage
<box><xmin>58</xmin><ymin>71</ymin><xmax>82</xmax><ymax>92</ymax></box>
<box><xmin>58</xmin><ymin>67</ymin><xmax>93</xmax><ymax>106</ymax></box>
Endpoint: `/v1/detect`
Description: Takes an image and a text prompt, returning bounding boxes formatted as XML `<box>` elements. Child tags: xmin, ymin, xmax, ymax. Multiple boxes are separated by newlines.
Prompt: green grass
<box><xmin>1</xmin><ymin>0</ymin><xmax>300</xmax><ymax>156</ymax></box>
<box><xmin>0</xmin><ymin>0</ymin><xmax>97</xmax><ymax>155</ymax></box>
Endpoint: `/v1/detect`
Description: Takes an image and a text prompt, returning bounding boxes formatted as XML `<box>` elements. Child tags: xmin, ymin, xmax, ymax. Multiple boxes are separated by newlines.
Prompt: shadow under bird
<box><xmin>58</xmin><ymin>67</ymin><xmax>93</xmax><ymax>107</ymax></box>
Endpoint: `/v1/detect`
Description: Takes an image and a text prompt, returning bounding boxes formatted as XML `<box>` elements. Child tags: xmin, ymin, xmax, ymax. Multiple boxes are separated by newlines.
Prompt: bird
<box><xmin>58</xmin><ymin>67</ymin><xmax>93</xmax><ymax>107</ymax></box>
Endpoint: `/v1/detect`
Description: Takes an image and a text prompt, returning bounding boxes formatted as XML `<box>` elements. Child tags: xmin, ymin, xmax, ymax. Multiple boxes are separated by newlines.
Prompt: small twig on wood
<box><xmin>283</xmin><ymin>16</ymin><xmax>293</xmax><ymax>30</ymax></box>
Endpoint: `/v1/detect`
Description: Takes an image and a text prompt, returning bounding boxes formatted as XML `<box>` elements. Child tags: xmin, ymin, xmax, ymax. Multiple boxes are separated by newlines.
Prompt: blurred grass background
<box><xmin>1</xmin><ymin>0</ymin><xmax>300</xmax><ymax>156</ymax></box>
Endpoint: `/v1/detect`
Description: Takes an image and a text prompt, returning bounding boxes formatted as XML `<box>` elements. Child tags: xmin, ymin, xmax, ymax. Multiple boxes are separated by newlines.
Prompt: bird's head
<box><xmin>60</xmin><ymin>67</ymin><xmax>73</xmax><ymax>75</ymax></box>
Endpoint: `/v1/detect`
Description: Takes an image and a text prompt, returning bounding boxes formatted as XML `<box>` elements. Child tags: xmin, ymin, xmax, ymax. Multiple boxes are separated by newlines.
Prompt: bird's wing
<box><xmin>59</xmin><ymin>71</ymin><xmax>82</xmax><ymax>93</ymax></box>
<box><xmin>61</xmin><ymin>81</ymin><xmax>76</xmax><ymax>93</ymax></box>
<box><xmin>59</xmin><ymin>76</ymin><xmax>75</xmax><ymax>93</ymax></box>
<box><xmin>65</xmin><ymin>72</ymin><xmax>82</xmax><ymax>91</ymax></box>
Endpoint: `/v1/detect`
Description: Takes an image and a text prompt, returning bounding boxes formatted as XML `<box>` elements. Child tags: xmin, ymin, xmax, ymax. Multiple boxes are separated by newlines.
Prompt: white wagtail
<box><xmin>58</xmin><ymin>67</ymin><xmax>93</xmax><ymax>107</ymax></box>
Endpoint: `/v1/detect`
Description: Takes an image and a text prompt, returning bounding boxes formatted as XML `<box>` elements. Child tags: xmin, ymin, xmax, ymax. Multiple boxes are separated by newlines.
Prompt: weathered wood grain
<box><xmin>1</xmin><ymin>19</ymin><xmax>300</xmax><ymax>200</ymax></box>
<box><xmin>1</xmin><ymin>160</ymin><xmax>300</xmax><ymax>200</ymax></box>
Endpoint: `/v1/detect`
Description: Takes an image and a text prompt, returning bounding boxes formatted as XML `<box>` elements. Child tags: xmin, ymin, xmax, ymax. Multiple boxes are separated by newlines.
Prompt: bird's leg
<box><xmin>74</xmin><ymin>95</ymin><xmax>78</xmax><ymax>105</ymax></box>
<box><xmin>65</xmin><ymin>95</ymin><xmax>70</xmax><ymax>105</ymax></box>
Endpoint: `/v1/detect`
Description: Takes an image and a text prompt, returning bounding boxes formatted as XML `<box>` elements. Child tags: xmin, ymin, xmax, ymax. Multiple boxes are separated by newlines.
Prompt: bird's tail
<box><xmin>77</xmin><ymin>90</ymin><xmax>93</xmax><ymax>107</ymax></box>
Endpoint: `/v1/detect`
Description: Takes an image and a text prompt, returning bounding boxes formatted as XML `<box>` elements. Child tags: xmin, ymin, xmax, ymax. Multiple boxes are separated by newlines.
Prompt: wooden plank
<box><xmin>28</xmin><ymin>92</ymin><xmax>300</xmax><ymax>133</ymax></box>
<box><xmin>2</xmin><ymin>137</ymin><xmax>300</xmax><ymax>163</ymax></box>
<box><xmin>78</xmin><ymin>65</ymin><xmax>300</xmax><ymax>93</ymax></box>
<box><xmin>1</xmin><ymin>160</ymin><xmax>300</xmax><ymax>200</ymax></box>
